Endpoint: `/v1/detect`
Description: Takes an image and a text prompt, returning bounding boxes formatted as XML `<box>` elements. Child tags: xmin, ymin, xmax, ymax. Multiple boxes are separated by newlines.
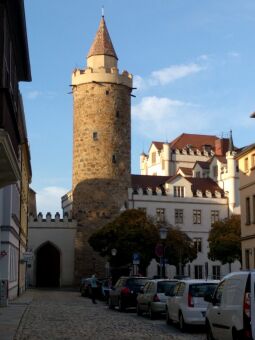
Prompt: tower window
<box><xmin>105</xmin><ymin>90</ymin><xmax>109</xmax><ymax>95</ymax></box>
<box><xmin>112</xmin><ymin>154</ymin><xmax>116</xmax><ymax>163</ymax></box>
<box><xmin>92</xmin><ymin>132</ymin><xmax>98</xmax><ymax>140</ymax></box>
<box><xmin>116</xmin><ymin>111</ymin><xmax>120</xmax><ymax>118</ymax></box>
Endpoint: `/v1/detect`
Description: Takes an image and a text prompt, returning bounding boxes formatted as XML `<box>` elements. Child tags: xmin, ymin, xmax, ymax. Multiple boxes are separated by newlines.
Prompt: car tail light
<box><xmin>188</xmin><ymin>293</ymin><xmax>194</xmax><ymax>307</ymax></box>
<box><xmin>121</xmin><ymin>287</ymin><xmax>130</xmax><ymax>295</ymax></box>
<box><xmin>243</xmin><ymin>292</ymin><xmax>251</xmax><ymax>318</ymax></box>
<box><xmin>153</xmin><ymin>294</ymin><xmax>160</xmax><ymax>302</ymax></box>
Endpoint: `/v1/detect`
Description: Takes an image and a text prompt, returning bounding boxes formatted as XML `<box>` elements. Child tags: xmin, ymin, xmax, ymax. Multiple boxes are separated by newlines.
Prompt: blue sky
<box><xmin>20</xmin><ymin>0</ymin><xmax>255</xmax><ymax>214</ymax></box>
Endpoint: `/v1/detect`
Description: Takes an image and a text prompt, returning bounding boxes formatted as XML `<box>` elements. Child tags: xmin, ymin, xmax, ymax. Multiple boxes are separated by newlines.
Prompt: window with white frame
<box><xmin>175</xmin><ymin>209</ymin><xmax>183</xmax><ymax>224</ymax></box>
<box><xmin>156</xmin><ymin>208</ymin><xmax>165</xmax><ymax>222</ymax></box>
<box><xmin>193</xmin><ymin>210</ymin><xmax>201</xmax><ymax>224</ymax></box>
<box><xmin>211</xmin><ymin>210</ymin><xmax>219</xmax><ymax>224</ymax></box>
<box><xmin>212</xmin><ymin>265</ymin><xmax>221</xmax><ymax>280</ymax></box>
<box><xmin>194</xmin><ymin>265</ymin><xmax>203</xmax><ymax>279</ymax></box>
<box><xmin>151</xmin><ymin>152</ymin><xmax>156</xmax><ymax>164</ymax></box>
<box><xmin>174</xmin><ymin>186</ymin><xmax>184</xmax><ymax>197</ymax></box>
<box><xmin>193</xmin><ymin>238</ymin><xmax>202</xmax><ymax>252</ymax></box>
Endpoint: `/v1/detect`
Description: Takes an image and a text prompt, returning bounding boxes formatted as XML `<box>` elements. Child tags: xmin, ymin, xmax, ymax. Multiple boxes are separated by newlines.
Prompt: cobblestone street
<box><xmin>14</xmin><ymin>290</ymin><xmax>206</xmax><ymax>340</ymax></box>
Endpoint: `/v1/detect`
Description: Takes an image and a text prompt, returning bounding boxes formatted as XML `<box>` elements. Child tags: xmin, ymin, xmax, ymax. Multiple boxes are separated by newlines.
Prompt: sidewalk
<box><xmin>0</xmin><ymin>290</ymin><xmax>34</xmax><ymax>340</ymax></box>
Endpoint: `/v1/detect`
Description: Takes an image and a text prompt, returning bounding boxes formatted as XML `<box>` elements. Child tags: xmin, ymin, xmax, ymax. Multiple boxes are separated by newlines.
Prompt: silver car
<box><xmin>137</xmin><ymin>279</ymin><xmax>178</xmax><ymax>319</ymax></box>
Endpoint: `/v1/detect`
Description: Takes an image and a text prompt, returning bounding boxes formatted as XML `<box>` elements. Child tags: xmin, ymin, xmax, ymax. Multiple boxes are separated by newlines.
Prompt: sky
<box><xmin>20</xmin><ymin>0</ymin><xmax>255</xmax><ymax>215</ymax></box>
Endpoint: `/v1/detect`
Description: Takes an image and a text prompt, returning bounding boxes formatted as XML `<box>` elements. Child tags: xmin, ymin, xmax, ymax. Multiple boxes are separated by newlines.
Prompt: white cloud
<box><xmin>134</xmin><ymin>62</ymin><xmax>206</xmax><ymax>91</ymax></box>
<box><xmin>132</xmin><ymin>96</ymin><xmax>210</xmax><ymax>139</ymax></box>
<box><xmin>36</xmin><ymin>186</ymin><xmax>69</xmax><ymax>215</ymax></box>
<box><xmin>150</xmin><ymin>63</ymin><xmax>205</xmax><ymax>86</ymax></box>
<box><xmin>228</xmin><ymin>51</ymin><xmax>240</xmax><ymax>58</ymax></box>
<box><xmin>27</xmin><ymin>90</ymin><xmax>42</xmax><ymax>100</ymax></box>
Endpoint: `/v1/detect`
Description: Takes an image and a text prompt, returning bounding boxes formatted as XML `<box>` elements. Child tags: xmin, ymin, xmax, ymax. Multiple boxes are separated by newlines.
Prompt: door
<box><xmin>169</xmin><ymin>282</ymin><xmax>185</xmax><ymax>322</ymax></box>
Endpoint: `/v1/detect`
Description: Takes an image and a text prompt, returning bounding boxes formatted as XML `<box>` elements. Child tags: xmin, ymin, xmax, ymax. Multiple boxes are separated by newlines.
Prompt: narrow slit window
<box><xmin>93</xmin><ymin>132</ymin><xmax>98</xmax><ymax>141</ymax></box>
<box><xmin>105</xmin><ymin>90</ymin><xmax>109</xmax><ymax>95</ymax></box>
<box><xmin>116</xmin><ymin>111</ymin><xmax>120</xmax><ymax>118</ymax></box>
<box><xmin>112</xmin><ymin>154</ymin><xmax>116</xmax><ymax>163</ymax></box>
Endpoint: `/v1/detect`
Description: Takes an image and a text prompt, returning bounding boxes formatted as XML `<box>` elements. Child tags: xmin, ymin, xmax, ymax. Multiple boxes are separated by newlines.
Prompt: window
<box><xmin>253</xmin><ymin>196</ymin><xmax>255</xmax><ymax>224</ymax></box>
<box><xmin>214</xmin><ymin>281</ymin><xmax>225</xmax><ymax>305</ymax></box>
<box><xmin>211</xmin><ymin>210</ymin><xmax>219</xmax><ymax>224</ymax></box>
<box><xmin>161</xmin><ymin>159</ymin><xmax>165</xmax><ymax>170</ymax></box>
<box><xmin>116</xmin><ymin>110</ymin><xmax>120</xmax><ymax>118</ymax></box>
<box><xmin>244</xmin><ymin>157</ymin><xmax>249</xmax><ymax>172</ymax></box>
<box><xmin>213</xmin><ymin>165</ymin><xmax>218</xmax><ymax>177</ymax></box>
<box><xmin>156</xmin><ymin>208</ymin><xmax>165</xmax><ymax>222</ymax></box>
<box><xmin>193</xmin><ymin>238</ymin><xmax>202</xmax><ymax>252</ymax></box>
<box><xmin>194</xmin><ymin>265</ymin><xmax>203</xmax><ymax>279</ymax></box>
<box><xmin>212</xmin><ymin>265</ymin><xmax>221</xmax><ymax>280</ymax></box>
<box><xmin>112</xmin><ymin>154</ymin><xmax>116</xmax><ymax>164</ymax></box>
<box><xmin>195</xmin><ymin>171</ymin><xmax>200</xmax><ymax>178</ymax></box>
<box><xmin>245</xmin><ymin>249</ymin><xmax>250</xmax><ymax>270</ymax></box>
<box><xmin>193</xmin><ymin>210</ymin><xmax>201</xmax><ymax>224</ymax></box>
<box><xmin>175</xmin><ymin>209</ymin><xmax>183</xmax><ymax>224</ymax></box>
<box><xmin>174</xmin><ymin>186</ymin><xmax>184</xmax><ymax>197</ymax></box>
<box><xmin>151</xmin><ymin>152</ymin><xmax>156</xmax><ymax>164</ymax></box>
<box><xmin>176</xmin><ymin>282</ymin><xmax>185</xmax><ymax>296</ymax></box>
<box><xmin>252</xmin><ymin>154</ymin><xmax>255</xmax><ymax>168</ymax></box>
<box><xmin>92</xmin><ymin>132</ymin><xmax>98</xmax><ymax>140</ymax></box>
<box><xmin>105</xmin><ymin>90</ymin><xmax>109</xmax><ymax>95</ymax></box>
<box><xmin>246</xmin><ymin>197</ymin><xmax>251</xmax><ymax>225</ymax></box>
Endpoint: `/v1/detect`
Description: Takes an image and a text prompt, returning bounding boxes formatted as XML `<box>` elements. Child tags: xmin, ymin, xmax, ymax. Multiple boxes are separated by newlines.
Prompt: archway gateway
<box><xmin>36</xmin><ymin>242</ymin><xmax>60</xmax><ymax>287</ymax></box>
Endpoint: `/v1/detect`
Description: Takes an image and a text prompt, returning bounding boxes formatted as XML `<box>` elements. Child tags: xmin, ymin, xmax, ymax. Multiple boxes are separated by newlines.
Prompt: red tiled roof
<box><xmin>152</xmin><ymin>141</ymin><xmax>164</xmax><ymax>150</ymax></box>
<box><xmin>87</xmin><ymin>17</ymin><xmax>118</xmax><ymax>59</ymax></box>
<box><xmin>186</xmin><ymin>178</ymin><xmax>224</xmax><ymax>196</ymax></box>
<box><xmin>214</xmin><ymin>155</ymin><xmax>227</xmax><ymax>163</ymax></box>
<box><xmin>131</xmin><ymin>174</ymin><xmax>171</xmax><ymax>189</ymax></box>
<box><xmin>169</xmin><ymin>133</ymin><xmax>218</xmax><ymax>150</ymax></box>
<box><xmin>177</xmin><ymin>167</ymin><xmax>193</xmax><ymax>176</ymax></box>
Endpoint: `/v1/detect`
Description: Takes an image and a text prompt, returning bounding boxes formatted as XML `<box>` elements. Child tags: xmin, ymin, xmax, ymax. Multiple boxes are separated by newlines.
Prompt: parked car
<box><xmin>137</xmin><ymin>279</ymin><xmax>178</xmax><ymax>319</ymax></box>
<box><xmin>205</xmin><ymin>271</ymin><xmax>255</xmax><ymax>340</ymax></box>
<box><xmin>166</xmin><ymin>279</ymin><xmax>219</xmax><ymax>331</ymax></box>
<box><xmin>108</xmin><ymin>276</ymin><xmax>149</xmax><ymax>311</ymax></box>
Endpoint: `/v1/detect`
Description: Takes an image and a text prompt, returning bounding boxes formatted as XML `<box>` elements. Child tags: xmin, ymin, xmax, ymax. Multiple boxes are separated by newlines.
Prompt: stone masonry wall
<box><xmin>72</xmin><ymin>82</ymin><xmax>131</xmax><ymax>280</ymax></box>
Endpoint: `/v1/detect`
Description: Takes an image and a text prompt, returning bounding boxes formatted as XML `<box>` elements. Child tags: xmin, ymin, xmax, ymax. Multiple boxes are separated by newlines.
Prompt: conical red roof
<box><xmin>87</xmin><ymin>17</ymin><xmax>118</xmax><ymax>59</ymax></box>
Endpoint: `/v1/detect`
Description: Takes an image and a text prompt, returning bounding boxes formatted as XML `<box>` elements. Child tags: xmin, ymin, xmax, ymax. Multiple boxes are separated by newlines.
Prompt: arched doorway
<box><xmin>36</xmin><ymin>242</ymin><xmax>60</xmax><ymax>287</ymax></box>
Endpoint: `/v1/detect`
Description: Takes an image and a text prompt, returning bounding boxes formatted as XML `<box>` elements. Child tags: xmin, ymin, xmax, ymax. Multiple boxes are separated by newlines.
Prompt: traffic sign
<box><xmin>132</xmin><ymin>252</ymin><xmax>140</xmax><ymax>265</ymax></box>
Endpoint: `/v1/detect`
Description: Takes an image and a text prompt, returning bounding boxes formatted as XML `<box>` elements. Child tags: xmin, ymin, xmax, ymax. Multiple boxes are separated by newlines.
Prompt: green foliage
<box><xmin>88</xmin><ymin>209</ymin><xmax>159</xmax><ymax>272</ymax></box>
<box><xmin>208</xmin><ymin>215</ymin><xmax>241</xmax><ymax>264</ymax></box>
<box><xmin>164</xmin><ymin>226</ymin><xmax>197</xmax><ymax>269</ymax></box>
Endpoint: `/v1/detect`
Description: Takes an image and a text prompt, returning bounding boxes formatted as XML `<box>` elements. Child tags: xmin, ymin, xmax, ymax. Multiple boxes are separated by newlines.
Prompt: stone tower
<box><xmin>72</xmin><ymin>16</ymin><xmax>133</xmax><ymax>280</ymax></box>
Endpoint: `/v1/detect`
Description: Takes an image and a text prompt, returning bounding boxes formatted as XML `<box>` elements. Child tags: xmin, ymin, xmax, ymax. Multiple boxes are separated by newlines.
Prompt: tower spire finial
<box><xmin>229</xmin><ymin>129</ymin><xmax>234</xmax><ymax>154</ymax></box>
<box><xmin>101</xmin><ymin>6</ymin><xmax>104</xmax><ymax>17</ymax></box>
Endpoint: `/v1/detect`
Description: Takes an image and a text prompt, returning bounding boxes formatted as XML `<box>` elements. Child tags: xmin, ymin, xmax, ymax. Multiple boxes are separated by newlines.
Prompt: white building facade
<box><xmin>27</xmin><ymin>213</ymin><xmax>77</xmax><ymax>287</ymax></box>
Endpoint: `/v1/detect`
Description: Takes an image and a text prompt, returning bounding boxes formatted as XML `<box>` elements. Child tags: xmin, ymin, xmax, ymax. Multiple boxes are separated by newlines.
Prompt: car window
<box><xmin>173</xmin><ymin>283</ymin><xmax>181</xmax><ymax>296</ymax></box>
<box><xmin>127</xmin><ymin>278</ymin><xmax>148</xmax><ymax>288</ymax></box>
<box><xmin>213</xmin><ymin>281</ymin><xmax>225</xmax><ymax>305</ymax></box>
<box><xmin>176</xmin><ymin>282</ymin><xmax>186</xmax><ymax>296</ymax></box>
<box><xmin>147</xmin><ymin>282</ymin><xmax>155</xmax><ymax>293</ymax></box>
<box><xmin>157</xmin><ymin>281</ymin><xmax>177</xmax><ymax>294</ymax></box>
<box><xmin>143</xmin><ymin>282</ymin><xmax>150</xmax><ymax>293</ymax></box>
<box><xmin>189</xmin><ymin>283</ymin><xmax>218</xmax><ymax>297</ymax></box>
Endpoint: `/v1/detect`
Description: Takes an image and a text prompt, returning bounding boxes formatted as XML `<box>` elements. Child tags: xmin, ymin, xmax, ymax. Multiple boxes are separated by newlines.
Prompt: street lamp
<box><xmin>159</xmin><ymin>226</ymin><xmax>167</xmax><ymax>278</ymax></box>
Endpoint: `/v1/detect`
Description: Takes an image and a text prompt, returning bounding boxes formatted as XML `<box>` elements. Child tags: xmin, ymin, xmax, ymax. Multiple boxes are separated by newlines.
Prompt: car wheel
<box><xmin>118</xmin><ymin>298</ymin><xmax>125</xmax><ymax>312</ymax></box>
<box><xmin>179</xmin><ymin>312</ymin><xmax>186</xmax><ymax>332</ymax></box>
<box><xmin>166</xmin><ymin>308</ymin><xmax>172</xmax><ymax>325</ymax></box>
<box><xmin>136</xmin><ymin>304</ymin><xmax>142</xmax><ymax>316</ymax></box>
<box><xmin>206</xmin><ymin>321</ymin><xmax>215</xmax><ymax>340</ymax></box>
<box><xmin>108</xmin><ymin>298</ymin><xmax>114</xmax><ymax>309</ymax></box>
<box><xmin>148</xmin><ymin>305</ymin><xmax>155</xmax><ymax>320</ymax></box>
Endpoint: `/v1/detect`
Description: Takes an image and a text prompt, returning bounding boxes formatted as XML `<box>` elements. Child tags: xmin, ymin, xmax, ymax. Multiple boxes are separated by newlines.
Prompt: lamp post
<box><xmin>159</xmin><ymin>226</ymin><xmax>167</xmax><ymax>278</ymax></box>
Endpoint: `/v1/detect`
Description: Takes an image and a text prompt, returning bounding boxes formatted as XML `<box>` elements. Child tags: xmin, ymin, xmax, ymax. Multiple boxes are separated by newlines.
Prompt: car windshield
<box><xmin>127</xmin><ymin>278</ymin><xmax>148</xmax><ymax>287</ymax></box>
<box><xmin>157</xmin><ymin>281</ymin><xmax>177</xmax><ymax>293</ymax></box>
<box><xmin>189</xmin><ymin>283</ymin><xmax>218</xmax><ymax>297</ymax></box>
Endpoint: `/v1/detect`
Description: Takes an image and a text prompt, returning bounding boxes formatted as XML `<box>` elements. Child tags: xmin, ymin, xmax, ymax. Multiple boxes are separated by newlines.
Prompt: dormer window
<box><xmin>174</xmin><ymin>186</ymin><xmax>184</xmax><ymax>197</ymax></box>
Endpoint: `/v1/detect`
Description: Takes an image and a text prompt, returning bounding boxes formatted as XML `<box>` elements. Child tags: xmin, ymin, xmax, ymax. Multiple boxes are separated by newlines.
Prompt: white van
<box><xmin>205</xmin><ymin>271</ymin><xmax>255</xmax><ymax>340</ymax></box>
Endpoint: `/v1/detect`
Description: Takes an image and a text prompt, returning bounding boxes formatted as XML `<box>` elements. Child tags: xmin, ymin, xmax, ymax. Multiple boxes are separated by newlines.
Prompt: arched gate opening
<box><xmin>36</xmin><ymin>242</ymin><xmax>60</xmax><ymax>287</ymax></box>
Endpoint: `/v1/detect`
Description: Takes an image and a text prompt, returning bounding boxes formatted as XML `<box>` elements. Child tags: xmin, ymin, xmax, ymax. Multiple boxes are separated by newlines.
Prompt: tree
<box><xmin>88</xmin><ymin>209</ymin><xmax>159</xmax><ymax>274</ymax></box>
<box><xmin>163</xmin><ymin>225</ymin><xmax>197</xmax><ymax>275</ymax></box>
<box><xmin>208</xmin><ymin>215</ymin><xmax>241</xmax><ymax>269</ymax></box>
